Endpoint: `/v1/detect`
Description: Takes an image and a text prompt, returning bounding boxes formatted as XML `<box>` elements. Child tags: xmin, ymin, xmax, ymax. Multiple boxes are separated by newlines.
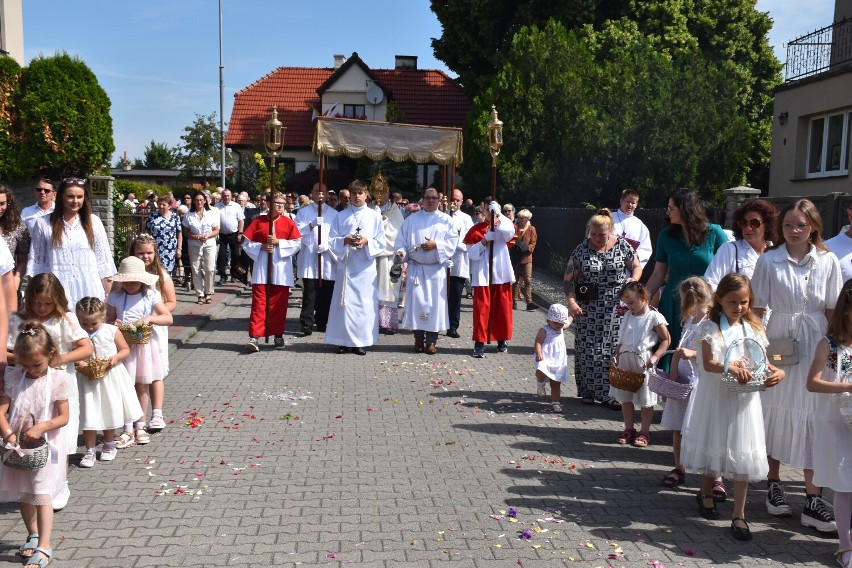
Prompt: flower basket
<box><xmin>647</xmin><ymin>351</ymin><xmax>693</xmax><ymax>400</ymax></box>
<box><xmin>609</xmin><ymin>350</ymin><xmax>646</xmax><ymax>393</ymax></box>
<box><xmin>720</xmin><ymin>337</ymin><xmax>768</xmax><ymax>393</ymax></box>
<box><xmin>2</xmin><ymin>414</ymin><xmax>48</xmax><ymax>471</ymax></box>
<box><xmin>78</xmin><ymin>339</ymin><xmax>110</xmax><ymax>380</ymax></box>
<box><xmin>119</xmin><ymin>322</ymin><xmax>153</xmax><ymax>345</ymax></box>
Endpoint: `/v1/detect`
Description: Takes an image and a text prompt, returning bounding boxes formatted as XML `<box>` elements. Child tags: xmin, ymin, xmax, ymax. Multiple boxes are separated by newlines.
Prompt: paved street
<box><xmin>0</xmin><ymin>282</ymin><xmax>836</xmax><ymax>567</ymax></box>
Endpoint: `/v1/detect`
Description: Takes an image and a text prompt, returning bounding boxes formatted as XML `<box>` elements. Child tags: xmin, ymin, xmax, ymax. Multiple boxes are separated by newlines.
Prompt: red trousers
<box><xmin>249</xmin><ymin>284</ymin><xmax>290</xmax><ymax>338</ymax></box>
<box><xmin>472</xmin><ymin>283</ymin><xmax>513</xmax><ymax>342</ymax></box>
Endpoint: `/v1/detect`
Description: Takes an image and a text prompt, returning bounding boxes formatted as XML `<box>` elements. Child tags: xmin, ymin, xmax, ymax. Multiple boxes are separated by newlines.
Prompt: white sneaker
<box><xmin>52</xmin><ymin>482</ymin><xmax>70</xmax><ymax>511</ymax></box>
<box><xmin>536</xmin><ymin>381</ymin><xmax>547</xmax><ymax>396</ymax></box>
<box><xmin>100</xmin><ymin>446</ymin><xmax>117</xmax><ymax>461</ymax></box>
<box><xmin>551</xmin><ymin>402</ymin><xmax>563</xmax><ymax>413</ymax></box>
<box><xmin>79</xmin><ymin>450</ymin><xmax>96</xmax><ymax>468</ymax></box>
<box><xmin>149</xmin><ymin>415</ymin><xmax>166</xmax><ymax>431</ymax></box>
<box><xmin>246</xmin><ymin>338</ymin><xmax>260</xmax><ymax>353</ymax></box>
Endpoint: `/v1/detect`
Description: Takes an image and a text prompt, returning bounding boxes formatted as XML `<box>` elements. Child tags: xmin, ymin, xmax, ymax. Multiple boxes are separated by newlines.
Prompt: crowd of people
<box><xmin>0</xmin><ymin>177</ymin><xmax>851</xmax><ymax>564</ymax></box>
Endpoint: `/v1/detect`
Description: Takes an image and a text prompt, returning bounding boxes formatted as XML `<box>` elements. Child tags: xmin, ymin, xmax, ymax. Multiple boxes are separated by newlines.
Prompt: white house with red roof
<box><xmin>225</xmin><ymin>52</ymin><xmax>469</xmax><ymax>189</ymax></box>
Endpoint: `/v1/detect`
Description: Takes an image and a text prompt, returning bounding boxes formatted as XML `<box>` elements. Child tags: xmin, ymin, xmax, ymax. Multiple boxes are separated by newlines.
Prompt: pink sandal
<box><xmin>617</xmin><ymin>428</ymin><xmax>636</xmax><ymax>445</ymax></box>
<box><xmin>633</xmin><ymin>432</ymin><xmax>651</xmax><ymax>447</ymax></box>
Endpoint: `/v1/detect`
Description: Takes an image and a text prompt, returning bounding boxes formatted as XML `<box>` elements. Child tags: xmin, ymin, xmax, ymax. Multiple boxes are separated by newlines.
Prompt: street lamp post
<box><xmin>263</xmin><ymin>107</ymin><xmax>285</xmax><ymax>342</ymax></box>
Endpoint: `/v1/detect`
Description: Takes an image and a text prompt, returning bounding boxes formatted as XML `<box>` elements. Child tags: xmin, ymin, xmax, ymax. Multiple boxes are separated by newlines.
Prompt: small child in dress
<box><xmin>74</xmin><ymin>297</ymin><xmax>144</xmax><ymax>466</ymax></box>
<box><xmin>130</xmin><ymin>233</ymin><xmax>177</xmax><ymax>432</ymax></box>
<box><xmin>106</xmin><ymin>257</ymin><xmax>173</xmax><ymax>446</ymax></box>
<box><xmin>680</xmin><ymin>273</ymin><xmax>784</xmax><ymax>541</ymax></box>
<box><xmin>806</xmin><ymin>279</ymin><xmax>852</xmax><ymax>566</ymax></box>
<box><xmin>533</xmin><ymin>304</ymin><xmax>571</xmax><ymax>413</ymax></box>
<box><xmin>7</xmin><ymin>274</ymin><xmax>92</xmax><ymax>511</ymax></box>
<box><xmin>611</xmin><ymin>281</ymin><xmax>670</xmax><ymax>447</ymax></box>
<box><xmin>0</xmin><ymin>322</ymin><xmax>70</xmax><ymax>567</ymax></box>
<box><xmin>661</xmin><ymin>277</ymin><xmax>712</xmax><ymax>488</ymax></box>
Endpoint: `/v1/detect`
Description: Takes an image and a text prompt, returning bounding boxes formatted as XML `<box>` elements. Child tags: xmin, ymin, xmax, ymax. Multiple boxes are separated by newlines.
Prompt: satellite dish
<box><xmin>366</xmin><ymin>85</ymin><xmax>384</xmax><ymax>105</ymax></box>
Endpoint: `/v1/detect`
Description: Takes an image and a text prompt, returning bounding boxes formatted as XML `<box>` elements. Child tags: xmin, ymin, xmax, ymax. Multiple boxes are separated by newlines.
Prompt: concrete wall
<box><xmin>0</xmin><ymin>0</ymin><xmax>24</xmax><ymax>66</ymax></box>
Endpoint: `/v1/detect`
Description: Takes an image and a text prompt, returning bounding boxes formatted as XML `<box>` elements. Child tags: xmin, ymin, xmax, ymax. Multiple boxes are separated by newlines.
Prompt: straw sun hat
<box><xmin>112</xmin><ymin>256</ymin><xmax>159</xmax><ymax>286</ymax></box>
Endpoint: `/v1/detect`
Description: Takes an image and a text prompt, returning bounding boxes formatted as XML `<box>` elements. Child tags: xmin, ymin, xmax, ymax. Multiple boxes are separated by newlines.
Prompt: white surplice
<box><xmin>468</xmin><ymin>215</ymin><xmax>516</xmax><ymax>287</ymax></box>
<box><xmin>394</xmin><ymin>210</ymin><xmax>459</xmax><ymax>332</ymax></box>
<box><xmin>294</xmin><ymin>203</ymin><xmax>339</xmax><ymax>280</ymax></box>
<box><xmin>325</xmin><ymin>205</ymin><xmax>386</xmax><ymax>347</ymax></box>
<box><xmin>448</xmin><ymin>209</ymin><xmax>474</xmax><ymax>279</ymax></box>
<box><xmin>376</xmin><ymin>203</ymin><xmax>404</xmax><ymax>318</ymax></box>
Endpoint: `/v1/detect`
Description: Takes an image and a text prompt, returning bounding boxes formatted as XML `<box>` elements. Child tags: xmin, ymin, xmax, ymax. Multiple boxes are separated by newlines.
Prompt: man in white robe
<box><xmin>611</xmin><ymin>188</ymin><xmax>652</xmax><ymax>269</ymax></box>
<box><xmin>324</xmin><ymin>180</ymin><xmax>386</xmax><ymax>355</ymax></box>
<box><xmin>446</xmin><ymin>188</ymin><xmax>474</xmax><ymax>338</ymax></box>
<box><xmin>295</xmin><ymin>183</ymin><xmax>339</xmax><ymax>335</ymax></box>
<box><xmin>375</xmin><ymin>200</ymin><xmax>404</xmax><ymax>334</ymax></box>
<box><xmin>394</xmin><ymin>187</ymin><xmax>459</xmax><ymax>355</ymax></box>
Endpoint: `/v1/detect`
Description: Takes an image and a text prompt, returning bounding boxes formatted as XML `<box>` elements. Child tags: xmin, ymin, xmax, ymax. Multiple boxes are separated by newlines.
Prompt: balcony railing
<box><xmin>785</xmin><ymin>17</ymin><xmax>852</xmax><ymax>82</ymax></box>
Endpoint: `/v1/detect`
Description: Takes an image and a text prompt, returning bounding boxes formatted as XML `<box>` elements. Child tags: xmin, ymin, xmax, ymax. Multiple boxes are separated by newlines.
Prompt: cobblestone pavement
<box><xmin>0</xmin><ymin>278</ymin><xmax>835</xmax><ymax>567</ymax></box>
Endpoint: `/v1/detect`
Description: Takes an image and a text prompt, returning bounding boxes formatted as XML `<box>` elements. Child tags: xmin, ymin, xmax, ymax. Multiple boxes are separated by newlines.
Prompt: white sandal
<box><xmin>835</xmin><ymin>548</ymin><xmax>852</xmax><ymax>568</ymax></box>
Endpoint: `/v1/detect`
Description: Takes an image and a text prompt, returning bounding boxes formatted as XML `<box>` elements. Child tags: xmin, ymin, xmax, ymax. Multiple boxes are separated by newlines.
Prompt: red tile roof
<box><xmin>226</xmin><ymin>65</ymin><xmax>469</xmax><ymax>149</ymax></box>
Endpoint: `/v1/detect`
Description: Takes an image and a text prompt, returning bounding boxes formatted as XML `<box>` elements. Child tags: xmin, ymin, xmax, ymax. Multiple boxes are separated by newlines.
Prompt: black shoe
<box><xmin>766</xmin><ymin>479</ymin><xmax>793</xmax><ymax>516</ymax></box>
<box><xmin>696</xmin><ymin>493</ymin><xmax>720</xmax><ymax>520</ymax></box>
<box><xmin>337</xmin><ymin>346</ymin><xmax>349</xmax><ymax>354</ymax></box>
<box><xmin>472</xmin><ymin>342</ymin><xmax>485</xmax><ymax>358</ymax></box>
<box><xmin>526</xmin><ymin>302</ymin><xmax>539</xmax><ymax>311</ymax></box>
<box><xmin>802</xmin><ymin>494</ymin><xmax>838</xmax><ymax>533</ymax></box>
<box><xmin>731</xmin><ymin>517</ymin><xmax>752</xmax><ymax>541</ymax></box>
<box><xmin>497</xmin><ymin>341</ymin><xmax>509</xmax><ymax>353</ymax></box>
<box><xmin>447</xmin><ymin>328</ymin><xmax>460</xmax><ymax>338</ymax></box>
<box><xmin>352</xmin><ymin>347</ymin><xmax>367</xmax><ymax>356</ymax></box>
<box><xmin>512</xmin><ymin>301</ymin><xmax>518</xmax><ymax>310</ymax></box>
<box><xmin>274</xmin><ymin>336</ymin><xmax>285</xmax><ymax>348</ymax></box>
<box><xmin>301</xmin><ymin>326</ymin><xmax>312</xmax><ymax>336</ymax></box>
<box><xmin>315</xmin><ymin>325</ymin><xmax>327</xmax><ymax>333</ymax></box>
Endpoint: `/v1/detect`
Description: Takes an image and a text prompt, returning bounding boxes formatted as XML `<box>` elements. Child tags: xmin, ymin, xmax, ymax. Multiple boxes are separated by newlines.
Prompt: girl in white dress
<box><xmin>130</xmin><ymin>233</ymin><xmax>177</xmax><ymax>432</ymax></box>
<box><xmin>75</xmin><ymin>297</ymin><xmax>144</xmax><ymax>467</ymax></box>
<box><xmin>660</xmin><ymin>277</ymin><xmax>712</xmax><ymax>488</ymax></box>
<box><xmin>533</xmin><ymin>304</ymin><xmax>571</xmax><ymax>413</ymax></box>
<box><xmin>681</xmin><ymin>273</ymin><xmax>784</xmax><ymax>541</ymax></box>
<box><xmin>751</xmin><ymin>199</ymin><xmax>842</xmax><ymax>530</ymax></box>
<box><xmin>806</xmin><ymin>280</ymin><xmax>852</xmax><ymax>567</ymax></box>
<box><xmin>106</xmin><ymin>257</ymin><xmax>173</xmax><ymax>446</ymax></box>
<box><xmin>611</xmin><ymin>282</ymin><xmax>670</xmax><ymax>448</ymax></box>
<box><xmin>27</xmin><ymin>177</ymin><xmax>116</xmax><ymax>306</ymax></box>
<box><xmin>0</xmin><ymin>322</ymin><xmax>70</xmax><ymax>567</ymax></box>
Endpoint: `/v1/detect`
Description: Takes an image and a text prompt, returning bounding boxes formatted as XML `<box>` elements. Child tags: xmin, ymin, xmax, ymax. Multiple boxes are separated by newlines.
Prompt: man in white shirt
<box><xmin>216</xmin><ymin>189</ymin><xmax>245</xmax><ymax>284</ymax></box>
<box><xmin>447</xmin><ymin>188</ymin><xmax>474</xmax><ymax>338</ymax></box>
<box><xmin>394</xmin><ymin>187</ymin><xmax>459</xmax><ymax>355</ymax></box>
<box><xmin>826</xmin><ymin>203</ymin><xmax>852</xmax><ymax>284</ymax></box>
<box><xmin>611</xmin><ymin>188</ymin><xmax>652</xmax><ymax>269</ymax></box>
<box><xmin>294</xmin><ymin>183</ymin><xmax>338</xmax><ymax>335</ymax></box>
<box><xmin>21</xmin><ymin>178</ymin><xmax>56</xmax><ymax>233</ymax></box>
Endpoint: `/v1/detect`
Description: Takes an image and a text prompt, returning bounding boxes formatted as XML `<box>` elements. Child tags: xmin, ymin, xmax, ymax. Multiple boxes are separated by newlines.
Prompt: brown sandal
<box><xmin>633</xmin><ymin>432</ymin><xmax>651</xmax><ymax>447</ymax></box>
<box><xmin>204</xmin><ymin>296</ymin><xmax>212</xmax><ymax>304</ymax></box>
<box><xmin>662</xmin><ymin>468</ymin><xmax>685</xmax><ymax>487</ymax></box>
<box><xmin>196</xmin><ymin>297</ymin><xmax>205</xmax><ymax>305</ymax></box>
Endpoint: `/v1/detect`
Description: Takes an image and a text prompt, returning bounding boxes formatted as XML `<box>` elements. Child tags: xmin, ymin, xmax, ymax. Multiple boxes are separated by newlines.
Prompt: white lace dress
<box><xmin>812</xmin><ymin>339</ymin><xmax>852</xmax><ymax>492</ymax></box>
<box><xmin>680</xmin><ymin>319</ymin><xmax>769</xmax><ymax>481</ymax></box>
<box><xmin>533</xmin><ymin>324</ymin><xmax>569</xmax><ymax>383</ymax></box>
<box><xmin>27</xmin><ymin>214</ymin><xmax>117</xmax><ymax>305</ymax></box>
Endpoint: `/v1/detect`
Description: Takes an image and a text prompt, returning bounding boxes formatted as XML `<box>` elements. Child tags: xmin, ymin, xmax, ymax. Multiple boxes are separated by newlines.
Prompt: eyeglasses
<box><xmin>665</xmin><ymin>206</ymin><xmax>677</xmax><ymax>212</ymax></box>
<box><xmin>737</xmin><ymin>218</ymin><xmax>763</xmax><ymax>230</ymax></box>
<box><xmin>782</xmin><ymin>223</ymin><xmax>810</xmax><ymax>233</ymax></box>
<box><xmin>272</xmin><ymin>202</ymin><xmax>286</xmax><ymax>207</ymax></box>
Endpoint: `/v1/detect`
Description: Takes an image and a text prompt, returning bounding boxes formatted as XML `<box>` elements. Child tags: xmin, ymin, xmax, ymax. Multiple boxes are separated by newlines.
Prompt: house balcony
<box><xmin>785</xmin><ymin>17</ymin><xmax>852</xmax><ymax>82</ymax></box>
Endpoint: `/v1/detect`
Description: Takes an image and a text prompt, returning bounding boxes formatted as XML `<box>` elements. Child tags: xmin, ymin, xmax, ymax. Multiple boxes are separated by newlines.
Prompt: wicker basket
<box><xmin>837</xmin><ymin>392</ymin><xmax>852</xmax><ymax>426</ymax></box>
<box><xmin>647</xmin><ymin>351</ymin><xmax>693</xmax><ymax>400</ymax></box>
<box><xmin>609</xmin><ymin>350</ymin><xmax>646</xmax><ymax>393</ymax></box>
<box><xmin>2</xmin><ymin>414</ymin><xmax>48</xmax><ymax>471</ymax></box>
<box><xmin>720</xmin><ymin>337</ymin><xmax>768</xmax><ymax>393</ymax></box>
<box><xmin>77</xmin><ymin>339</ymin><xmax>110</xmax><ymax>380</ymax></box>
<box><xmin>119</xmin><ymin>322</ymin><xmax>153</xmax><ymax>344</ymax></box>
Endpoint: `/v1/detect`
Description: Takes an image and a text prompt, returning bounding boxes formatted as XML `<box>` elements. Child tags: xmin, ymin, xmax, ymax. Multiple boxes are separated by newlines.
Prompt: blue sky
<box><xmin>22</xmin><ymin>0</ymin><xmax>833</xmax><ymax>166</ymax></box>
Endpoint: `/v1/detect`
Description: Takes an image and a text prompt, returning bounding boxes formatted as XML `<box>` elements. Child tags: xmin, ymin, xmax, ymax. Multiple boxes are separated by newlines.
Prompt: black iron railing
<box><xmin>785</xmin><ymin>17</ymin><xmax>852</xmax><ymax>81</ymax></box>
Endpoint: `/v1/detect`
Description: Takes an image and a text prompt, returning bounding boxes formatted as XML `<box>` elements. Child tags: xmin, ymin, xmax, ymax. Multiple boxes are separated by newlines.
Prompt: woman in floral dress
<box><xmin>146</xmin><ymin>195</ymin><xmax>182</xmax><ymax>274</ymax></box>
<box><xmin>564</xmin><ymin>209</ymin><xmax>642</xmax><ymax>408</ymax></box>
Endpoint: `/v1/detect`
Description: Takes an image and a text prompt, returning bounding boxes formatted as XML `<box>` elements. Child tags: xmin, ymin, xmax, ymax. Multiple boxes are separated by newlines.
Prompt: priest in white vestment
<box><xmin>611</xmin><ymin>189</ymin><xmax>652</xmax><ymax>269</ymax></box>
<box><xmin>394</xmin><ymin>187</ymin><xmax>459</xmax><ymax>355</ymax></box>
<box><xmin>324</xmin><ymin>180</ymin><xmax>386</xmax><ymax>355</ymax></box>
<box><xmin>375</xmin><ymin>200</ymin><xmax>404</xmax><ymax>334</ymax></box>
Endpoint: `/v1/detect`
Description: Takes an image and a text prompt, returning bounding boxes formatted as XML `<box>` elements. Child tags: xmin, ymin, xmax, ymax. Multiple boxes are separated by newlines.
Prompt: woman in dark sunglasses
<box><xmin>704</xmin><ymin>199</ymin><xmax>778</xmax><ymax>289</ymax></box>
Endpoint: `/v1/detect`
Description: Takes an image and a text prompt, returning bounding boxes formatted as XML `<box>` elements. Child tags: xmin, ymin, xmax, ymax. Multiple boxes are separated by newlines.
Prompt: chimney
<box><xmin>333</xmin><ymin>54</ymin><xmax>346</xmax><ymax>69</ymax></box>
<box><xmin>394</xmin><ymin>55</ymin><xmax>418</xmax><ymax>70</ymax></box>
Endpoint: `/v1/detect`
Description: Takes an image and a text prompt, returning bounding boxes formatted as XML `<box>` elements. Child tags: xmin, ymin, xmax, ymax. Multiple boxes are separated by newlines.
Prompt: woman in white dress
<box><xmin>704</xmin><ymin>199</ymin><xmax>777</xmax><ymax>288</ymax></box>
<box><xmin>751</xmin><ymin>199</ymin><xmax>842</xmax><ymax>532</ymax></box>
<box><xmin>27</xmin><ymin>177</ymin><xmax>116</xmax><ymax>306</ymax></box>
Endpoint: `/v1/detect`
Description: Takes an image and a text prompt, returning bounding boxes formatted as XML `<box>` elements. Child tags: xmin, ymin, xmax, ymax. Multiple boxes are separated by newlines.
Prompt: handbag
<box><xmin>575</xmin><ymin>282</ymin><xmax>599</xmax><ymax>302</ymax></box>
<box><xmin>766</xmin><ymin>258</ymin><xmax>814</xmax><ymax>367</ymax></box>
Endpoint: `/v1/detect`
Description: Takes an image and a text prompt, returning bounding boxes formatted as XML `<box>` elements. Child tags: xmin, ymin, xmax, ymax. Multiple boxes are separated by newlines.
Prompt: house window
<box><xmin>343</xmin><ymin>104</ymin><xmax>365</xmax><ymax>119</ymax></box>
<box><xmin>806</xmin><ymin>110</ymin><xmax>850</xmax><ymax>177</ymax></box>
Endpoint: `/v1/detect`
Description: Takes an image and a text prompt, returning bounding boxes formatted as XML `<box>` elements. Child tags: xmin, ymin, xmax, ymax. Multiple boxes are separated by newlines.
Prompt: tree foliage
<box><xmin>0</xmin><ymin>56</ymin><xmax>22</xmax><ymax>179</ymax></box>
<box><xmin>17</xmin><ymin>53</ymin><xmax>114</xmax><ymax>179</ymax></box>
<box><xmin>431</xmin><ymin>0</ymin><xmax>781</xmax><ymax>205</ymax></box>
<box><xmin>178</xmin><ymin>112</ymin><xmax>225</xmax><ymax>182</ymax></box>
<box><xmin>143</xmin><ymin>140</ymin><xmax>178</xmax><ymax>169</ymax></box>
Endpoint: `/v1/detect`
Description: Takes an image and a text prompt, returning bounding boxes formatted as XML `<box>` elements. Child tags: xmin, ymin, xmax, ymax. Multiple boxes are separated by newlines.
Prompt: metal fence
<box><xmin>785</xmin><ymin>17</ymin><xmax>852</xmax><ymax>82</ymax></box>
<box><xmin>115</xmin><ymin>212</ymin><xmax>150</xmax><ymax>258</ymax></box>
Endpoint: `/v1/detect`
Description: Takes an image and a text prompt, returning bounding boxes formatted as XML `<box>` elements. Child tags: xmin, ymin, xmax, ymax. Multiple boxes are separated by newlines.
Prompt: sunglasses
<box><xmin>63</xmin><ymin>177</ymin><xmax>86</xmax><ymax>186</ymax></box>
<box><xmin>737</xmin><ymin>218</ymin><xmax>763</xmax><ymax>230</ymax></box>
<box><xmin>35</xmin><ymin>187</ymin><xmax>55</xmax><ymax>193</ymax></box>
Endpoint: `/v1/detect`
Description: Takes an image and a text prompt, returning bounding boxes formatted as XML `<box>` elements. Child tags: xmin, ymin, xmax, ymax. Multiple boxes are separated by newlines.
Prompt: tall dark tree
<box><xmin>18</xmin><ymin>53</ymin><xmax>114</xmax><ymax>179</ymax></box>
<box><xmin>143</xmin><ymin>140</ymin><xmax>178</xmax><ymax>169</ymax></box>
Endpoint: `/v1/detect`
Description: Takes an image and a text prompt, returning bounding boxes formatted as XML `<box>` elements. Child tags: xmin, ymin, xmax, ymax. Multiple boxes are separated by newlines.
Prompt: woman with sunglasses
<box><xmin>704</xmin><ymin>199</ymin><xmax>778</xmax><ymax>289</ymax></box>
<box><xmin>28</xmin><ymin>177</ymin><xmax>117</xmax><ymax>305</ymax></box>
<box><xmin>182</xmin><ymin>192</ymin><xmax>220</xmax><ymax>304</ymax></box>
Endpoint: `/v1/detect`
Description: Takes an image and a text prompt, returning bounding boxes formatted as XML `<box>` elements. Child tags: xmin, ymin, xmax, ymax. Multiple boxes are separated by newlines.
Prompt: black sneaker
<box><xmin>497</xmin><ymin>341</ymin><xmax>509</xmax><ymax>353</ymax></box>
<box><xmin>274</xmin><ymin>336</ymin><xmax>285</xmax><ymax>348</ymax></box>
<box><xmin>766</xmin><ymin>479</ymin><xmax>793</xmax><ymax>516</ymax></box>
<box><xmin>472</xmin><ymin>342</ymin><xmax>485</xmax><ymax>358</ymax></box>
<box><xmin>802</xmin><ymin>494</ymin><xmax>837</xmax><ymax>533</ymax></box>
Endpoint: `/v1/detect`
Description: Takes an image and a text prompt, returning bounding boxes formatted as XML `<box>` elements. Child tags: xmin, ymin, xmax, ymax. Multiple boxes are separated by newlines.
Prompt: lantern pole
<box><xmin>263</xmin><ymin>107</ymin><xmax>285</xmax><ymax>342</ymax></box>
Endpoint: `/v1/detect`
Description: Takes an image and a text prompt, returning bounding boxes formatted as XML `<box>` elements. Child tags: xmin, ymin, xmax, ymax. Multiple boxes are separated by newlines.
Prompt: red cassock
<box><xmin>244</xmin><ymin>214</ymin><xmax>301</xmax><ymax>338</ymax></box>
<box><xmin>463</xmin><ymin>222</ymin><xmax>513</xmax><ymax>343</ymax></box>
